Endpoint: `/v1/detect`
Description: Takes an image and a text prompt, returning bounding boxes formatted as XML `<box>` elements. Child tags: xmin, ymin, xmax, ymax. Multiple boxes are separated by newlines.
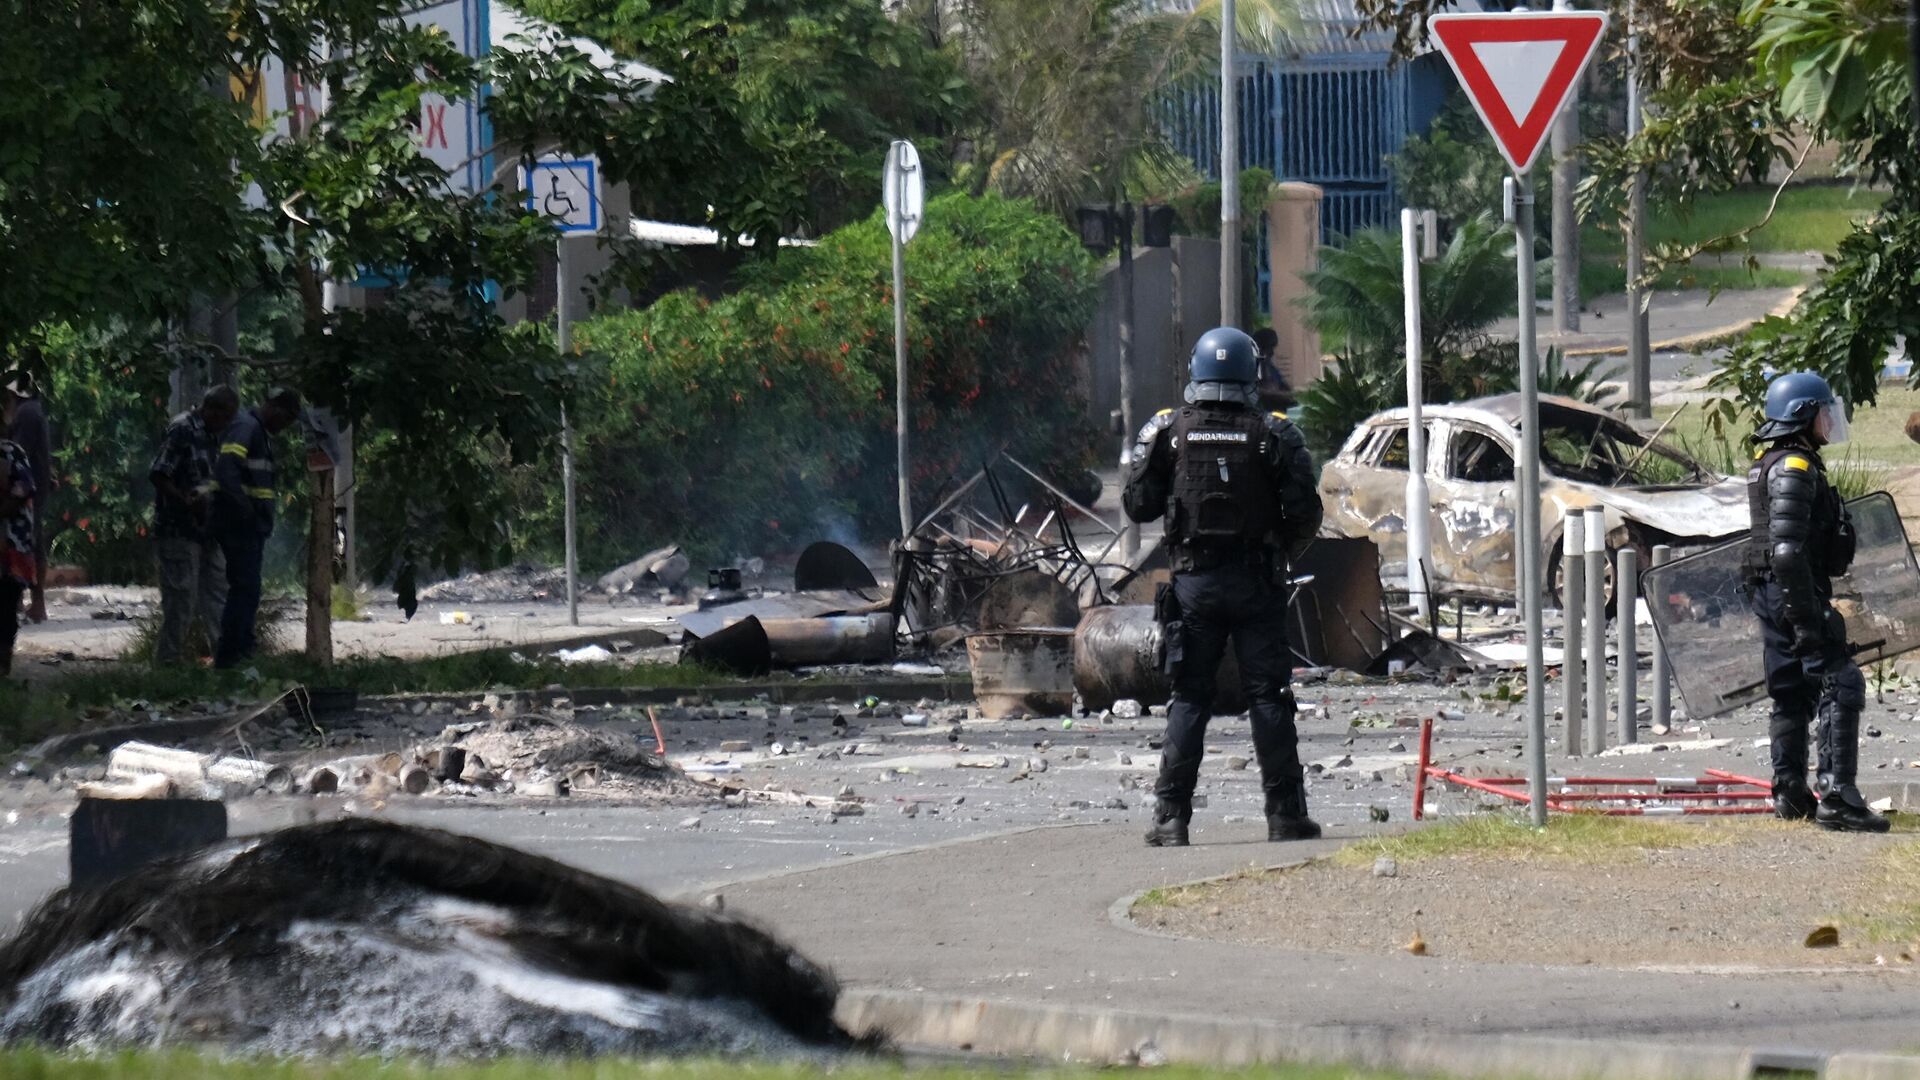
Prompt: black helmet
<box><xmin>1756</xmin><ymin>371</ymin><xmax>1846</xmax><ymax>443</ymax></box>
<box><xmin>1190</xmin><ymin>327</ymin><xmax>1258</xmax><ymax>385</ymax></box>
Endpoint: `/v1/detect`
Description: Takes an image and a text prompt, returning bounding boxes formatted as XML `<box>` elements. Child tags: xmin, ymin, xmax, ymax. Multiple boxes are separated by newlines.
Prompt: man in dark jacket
<box><xmin>1122</xmin><ymin>327</ymin><xmax>1325</xmax><ymax>847</ymax></box>
<box><xmin>1745</xmin><ymin>371</ymin><xmax>1886</xmax><ymax>832</ymax></box>
<box><xmin>150</xmin><ymin>385</ymin><xmax>239</xmax><ymax>664</ymax></box>
<box><xmin>212</xmin><ymin>387</ymin><xmax>300</xmax><ymax>669</ymax></box>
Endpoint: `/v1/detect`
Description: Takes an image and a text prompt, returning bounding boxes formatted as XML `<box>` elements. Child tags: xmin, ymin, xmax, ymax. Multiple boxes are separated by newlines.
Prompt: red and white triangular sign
<box><xmin>1427</xmin><ymin>11</ymin><xmax>1609</xmax><ymax>176</ymax></box>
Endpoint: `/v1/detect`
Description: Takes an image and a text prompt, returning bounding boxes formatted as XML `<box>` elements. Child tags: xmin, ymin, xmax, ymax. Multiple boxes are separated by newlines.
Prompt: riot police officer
<box><xmin>1746</xmin><ymin>371</ymin><xmax>1886</xmax><ymax>832</ymax></box>
<box><xmin>1122</xmin><ymin>327</ymin><xmax>1324</xmax><ymax>847</ymax></box>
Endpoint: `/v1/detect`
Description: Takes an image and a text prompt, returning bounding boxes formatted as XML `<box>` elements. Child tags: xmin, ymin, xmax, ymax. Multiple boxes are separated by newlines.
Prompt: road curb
<box><xmin>836</xmin><ymin>989</ymin><xmax>1797</xmax><ymax>1079</ymax></box>
<box><xmin>1829</xmin><ymin>1054</ymin><xmax>1920</xmax><ymax>1080</ymax></box>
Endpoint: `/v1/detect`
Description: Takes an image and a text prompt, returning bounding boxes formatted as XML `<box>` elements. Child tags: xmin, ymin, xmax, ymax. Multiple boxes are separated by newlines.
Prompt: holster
<box><xmin>1154</xmin><ymin>581</ymin><xmax>1183</xmax><ymax>677</ymax></box>
<box><xmin>1823</xmin><ymin>516</ymin><xmax>1857</xmax><ymax>577</ymax></box>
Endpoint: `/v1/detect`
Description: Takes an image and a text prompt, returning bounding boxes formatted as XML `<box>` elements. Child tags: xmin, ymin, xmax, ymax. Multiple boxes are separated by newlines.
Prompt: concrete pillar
<box><xmin>1266</xmin><ymin>183</ymin><xmax>1324</xmax><ymax>389</ymax></box>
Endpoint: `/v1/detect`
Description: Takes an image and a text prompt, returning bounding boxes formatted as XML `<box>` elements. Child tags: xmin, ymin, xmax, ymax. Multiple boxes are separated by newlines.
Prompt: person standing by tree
<box><xmin>3</xmin><ymin>370</ymin><xmax>52</xmax><ymax>624</ymax></box>
<box><xmin>0</xmin><ymin>432</ymin><xmax>36</xmax><ymax>678</ymax></box>
<box><xmin>151</xmin><ymin>385</ymin><xmax>239</xmax><ymax>665</ymax></box>
<box><xmin>212</xmin><ymin>388</ymin><xmax>300</xmax><ymax>670</ymax></box>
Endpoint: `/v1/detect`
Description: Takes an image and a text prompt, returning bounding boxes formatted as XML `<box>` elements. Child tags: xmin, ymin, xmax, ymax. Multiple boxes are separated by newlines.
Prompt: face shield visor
<box><xmin>1815</xmin><ymin>397</ymin><xmax>1851</xmax><ymax>445</ymax></box>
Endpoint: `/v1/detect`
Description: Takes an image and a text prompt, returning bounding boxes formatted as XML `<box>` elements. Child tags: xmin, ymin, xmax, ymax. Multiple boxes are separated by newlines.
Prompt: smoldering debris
<box><xmin>429</xmin><ymin>713</ymin><xmax>695</xmax><ymax>799</ymax></box>
<box><xmin>418</xmin><ymin>563</ymin><xmax>571</xmax><ymax>604</ymax></box>
<box><xmin>24</xmin><ymin>701</ymin><xmax>713</xmax><ymax>806</ymax></box>
<box><xmin>0</xmin><ymin>819</ymin><xmax>855</xmax><ymax>1057</ymax></box>
<box><xmin>676</xmin><ymin>542</ymin><xmax>895</xmax><ymax>675</ymax></box>
<box><xmin>598</xmin><ymin>544</ymin><xmax>693</xmax><ymax>596</ymax></box>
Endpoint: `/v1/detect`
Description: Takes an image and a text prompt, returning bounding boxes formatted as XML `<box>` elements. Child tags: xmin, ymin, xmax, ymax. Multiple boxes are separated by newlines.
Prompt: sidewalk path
<box><xmin>723</xmin><ymin>821</ymin><xmax>1920</xmax><ymax>1053</ymax></box>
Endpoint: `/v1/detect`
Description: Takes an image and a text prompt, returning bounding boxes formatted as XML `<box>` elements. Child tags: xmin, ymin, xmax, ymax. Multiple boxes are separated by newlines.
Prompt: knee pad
<box><xmin>1768</xmin><ymin>705</ymin><xmax>1812</xmax><ymax>738</ymax></box>
<box><xmin>1825</xmin><ymin>664</ymin><xmax>1866</xmax><ymax>711</ymax></box>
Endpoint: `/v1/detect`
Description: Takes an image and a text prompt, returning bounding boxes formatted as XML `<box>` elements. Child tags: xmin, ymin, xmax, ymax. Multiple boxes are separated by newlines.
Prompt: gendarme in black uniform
<box><xmin>1122</xmin><ymin>327</ymin><xmax>1324</xmax><ymax>847</ymax></box>
<box><xmin>1745</xmin><ymin>371</ymin><xmax>1886</xmax><ymax>832</ymax></box>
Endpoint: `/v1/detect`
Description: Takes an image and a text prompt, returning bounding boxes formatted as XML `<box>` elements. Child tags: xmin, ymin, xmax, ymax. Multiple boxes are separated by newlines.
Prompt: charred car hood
<box><xmin>1570</xmin><ymin>476</ymin><xmax>1749</xmax><ymax>539</ymax></box>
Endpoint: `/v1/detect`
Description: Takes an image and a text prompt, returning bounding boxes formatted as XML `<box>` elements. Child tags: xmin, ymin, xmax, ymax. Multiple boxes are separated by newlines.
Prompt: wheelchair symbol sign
<box><xmin>522</xmin><ymin>156</ymin><xmax>601</xmax><ymax>234</ymax></box>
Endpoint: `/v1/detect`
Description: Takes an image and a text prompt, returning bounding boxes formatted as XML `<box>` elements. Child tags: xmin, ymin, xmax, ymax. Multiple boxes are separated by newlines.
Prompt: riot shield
<box><xmin>1642</xmin><ymin>493</ymin><xmax>1920</xmax><ymax>719</ymax></box>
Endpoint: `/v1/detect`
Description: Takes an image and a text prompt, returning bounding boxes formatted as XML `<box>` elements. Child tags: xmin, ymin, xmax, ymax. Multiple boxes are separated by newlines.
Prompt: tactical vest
<box><xmin>1744</xmin><ymin>442</ymin><xmax>1852</xmax><ymax>581</ymax></box>
<box><xmin>1167</xmin><ymin>404</ymin><xmax>1278</xmax><ymax>552</ymax></box>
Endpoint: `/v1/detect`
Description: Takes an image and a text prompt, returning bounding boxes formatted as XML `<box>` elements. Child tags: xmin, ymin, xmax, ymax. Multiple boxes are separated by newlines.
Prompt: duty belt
<box><xmin>1173</xmin><ymin>544</ymin><xmax>1270</xmax><ymax>573</ymax></box>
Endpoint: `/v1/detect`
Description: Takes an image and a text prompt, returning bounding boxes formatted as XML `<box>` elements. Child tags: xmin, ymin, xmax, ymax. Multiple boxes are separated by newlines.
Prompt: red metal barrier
<box><xmin>1411</xmin><ymin>716</ymin><xmax>1774</xmax><ymax>820</ymax></box>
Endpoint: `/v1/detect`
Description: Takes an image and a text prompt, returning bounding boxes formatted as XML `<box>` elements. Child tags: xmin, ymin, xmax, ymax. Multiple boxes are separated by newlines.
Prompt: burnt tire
<box><xmin>1545</xmin><ymin>534</ymin><xmax>1647</xmax><ymax>617</ymax></box>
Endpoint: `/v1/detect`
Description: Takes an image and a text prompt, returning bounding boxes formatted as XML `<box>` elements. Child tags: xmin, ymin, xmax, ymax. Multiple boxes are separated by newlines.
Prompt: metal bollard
<box><xmin>1649</xmin><ymin>544</ymin><xmax>1673</xmax><ymax>735</ymax></box>
<box><xmin>1616</xmin><ymin>547</ymin><xmax>1639</xmax><ymax>745</ymax></box>
<box><xmin>1562</xmin><ymin>509</ymin><xmax>1585</xmax><ymax>757</ymax></box>
<box><xmin>1584</xmin><ymin>512</ymin><xmax>1608</xmax><ymax>755</ymax></box>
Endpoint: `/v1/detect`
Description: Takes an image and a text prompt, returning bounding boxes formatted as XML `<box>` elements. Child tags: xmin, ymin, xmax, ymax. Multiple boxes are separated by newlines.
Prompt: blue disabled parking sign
<box><xmin>522</xmin><ymin>155</ymin><xmax>601</xmax><ymax>235</ymax></box>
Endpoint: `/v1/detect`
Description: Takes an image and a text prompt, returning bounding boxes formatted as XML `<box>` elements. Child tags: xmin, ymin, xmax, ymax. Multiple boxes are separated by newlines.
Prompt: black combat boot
<box><xmin>1263</xmin><ymin>785</ymin><xmax>1322</xmax><ymax>841</ymax></box>
<box><xmin>1144</xmin><ymin>799</ymin><xmax>1191</xmax><ymax>847</ymax></box>
<box><xmin>1815</xmin><ymin>704</ymin><xmax>1889</xmax><ymax>833</ymax></box>
<box><xmin>1769</xmin><ymin>706</ymin><xmax>1816</xmax><ymax>821</ymax></box>
<box><xmin>1254</xmin><ymin>690</ymin><xmax>1320</xmax><ymax>841</ymax></box>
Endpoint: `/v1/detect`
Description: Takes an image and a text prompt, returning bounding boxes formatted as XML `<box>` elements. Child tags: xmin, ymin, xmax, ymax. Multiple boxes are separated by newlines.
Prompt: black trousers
<box><xmin>0</xmin><ymin>578</ymin><xmax>22</xmax><ymax>677</ymax></box>
<box><xmin>1751</xmin><ymin>579</ymin><xmax>1864</xmax><ymax>784</ymax></box>
<box><xmin>1154</xmin><ymin>563</ymin><xmax>1304</xmax><ymax>813</ymax></box>
<box><xmin>214</xmin><ymin>525</ymin><xmax>267</xmax><ymax>670</ymax></box>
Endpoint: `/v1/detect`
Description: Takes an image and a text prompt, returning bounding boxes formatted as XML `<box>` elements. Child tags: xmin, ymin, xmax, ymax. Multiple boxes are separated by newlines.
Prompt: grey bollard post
<box><xmin>1616</xmin><ymin>546</ymin><xmax>1639</xmax><ymax>745</ymax></box>
<box><xmin>1584</xmin><ymin>512</ymin><xmax>1608</xmax><ymax>755</ymax></box>
<box><xmin>1649</xmin><ymin>544</ymin><xmax>1673</xmax><ymax>735</ymax></box>
<box><xmin>1562</xmin><ymin>510</ymin><xmax>1585</xmax><ymax>757</ymax></box>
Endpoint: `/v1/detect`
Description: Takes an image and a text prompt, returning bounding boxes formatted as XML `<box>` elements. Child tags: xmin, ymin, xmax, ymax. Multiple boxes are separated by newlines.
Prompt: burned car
<box><xmin>1318</xmin><ymin>394</ymin><xmax>1748</xmax><ymax>606</ymax></box>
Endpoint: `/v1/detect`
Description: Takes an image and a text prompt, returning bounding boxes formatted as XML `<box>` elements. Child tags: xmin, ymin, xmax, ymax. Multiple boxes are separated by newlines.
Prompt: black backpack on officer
<box><xmin>1166</xmin><ymin>403</ymin><xmax>1279</xmax><ymax>550</ymax></box>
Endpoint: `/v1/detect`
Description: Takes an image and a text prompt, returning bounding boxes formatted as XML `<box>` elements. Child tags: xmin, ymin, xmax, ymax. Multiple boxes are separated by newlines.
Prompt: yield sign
<box><xmin>1428</xmin><ymin>12</ymin><xmax>1610</xmax><ymax>176</ymax></box>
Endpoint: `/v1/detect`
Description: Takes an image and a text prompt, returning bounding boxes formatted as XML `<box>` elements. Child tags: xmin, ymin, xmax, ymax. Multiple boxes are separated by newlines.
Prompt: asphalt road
<box><xmin>9</xmin><ymin>673</ymin><xmax>1920</xmax><ymax>1056</ymax></box>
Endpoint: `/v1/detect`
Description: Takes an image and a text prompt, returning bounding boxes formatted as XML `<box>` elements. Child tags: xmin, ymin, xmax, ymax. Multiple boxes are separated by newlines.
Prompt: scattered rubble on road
<box><xmin>419</xmin><ymin>562</ymin><xmax>572</xmax><ymax>605</ymax></box>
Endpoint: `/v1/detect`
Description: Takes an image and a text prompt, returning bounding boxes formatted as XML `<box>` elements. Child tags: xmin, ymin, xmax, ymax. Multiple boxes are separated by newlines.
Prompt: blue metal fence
<box><xmin>1164</xmin><ymin>42</ymin><xmax>1429</xmax><ymax>310</ymax></box>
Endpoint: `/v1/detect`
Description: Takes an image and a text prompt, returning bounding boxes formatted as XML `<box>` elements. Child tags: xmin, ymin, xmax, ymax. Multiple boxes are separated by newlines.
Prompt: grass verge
<box><xmin>1843</xmin><ymin>836</ymin><xmax>1920</xmax><ymax>945</ymax></box>
<box><xmin>1578</xmin><ymin>261</ymin><xmax>1807</xmax><ymax>300</ymax></box>
<box><xmin>0</xmin><ymin>1053</ymin><xmax>1433</xmax><ymax>1080</ymax></box>
<box><xmin>1583</xmin><ymin>184</ymin><xmax>1888</xmax><ymax>255</ymax></box>
<box><xmin>1330</xmin><ymin>813</ymin><xmax>1740</xmax><ymax>869</ymax></box>
<box><xmin>1656</xmin><ymin>388</ymin><xmax>1917</xmax><ymax>480</ymax></box>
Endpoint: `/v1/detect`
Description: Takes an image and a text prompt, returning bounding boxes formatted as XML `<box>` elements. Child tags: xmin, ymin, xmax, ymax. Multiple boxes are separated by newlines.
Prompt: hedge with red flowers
<box><xmin>568</xmin><ymin>193</ymin><xmax>1102</xmax><ymax>563</ymax></box>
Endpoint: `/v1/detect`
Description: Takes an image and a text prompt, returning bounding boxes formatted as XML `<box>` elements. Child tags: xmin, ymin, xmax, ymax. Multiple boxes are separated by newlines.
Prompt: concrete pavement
<box><xmin>725</xmin><ymin>821</ymin><xmax>1920</xmax><ymax>1055</ymax></box>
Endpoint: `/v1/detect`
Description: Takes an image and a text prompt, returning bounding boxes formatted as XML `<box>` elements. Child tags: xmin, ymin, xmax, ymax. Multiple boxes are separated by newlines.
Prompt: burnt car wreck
<box><xmin>1319</xmin><ymin>394</ymin><xmax>1749</xmax><ymax>605</ymax></box>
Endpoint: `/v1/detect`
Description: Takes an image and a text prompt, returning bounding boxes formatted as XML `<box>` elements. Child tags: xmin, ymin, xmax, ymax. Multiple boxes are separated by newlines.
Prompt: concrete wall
<box><xmin>1267</xmin><ymin>183</ymin><xmax>1324</xmax><ymax>387</ymax></box>
<box><xmin>1084</xmin><ymin>237</ymin><xmax>1224</xmax><ymax>449</ymax></box>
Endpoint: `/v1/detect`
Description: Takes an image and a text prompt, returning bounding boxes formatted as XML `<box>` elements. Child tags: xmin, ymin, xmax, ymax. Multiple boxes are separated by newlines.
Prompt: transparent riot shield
<box><xmin>1643</xmin><ymin>493</ymin><xmax>1920</xmax><ymax>720</ymax></box>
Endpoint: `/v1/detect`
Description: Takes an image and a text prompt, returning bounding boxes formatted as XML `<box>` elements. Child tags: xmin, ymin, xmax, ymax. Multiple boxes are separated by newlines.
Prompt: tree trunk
<box><xmin>306</xmin><ymin>464</ymin><xmax>334</xmax><ymax>665</ymax></box>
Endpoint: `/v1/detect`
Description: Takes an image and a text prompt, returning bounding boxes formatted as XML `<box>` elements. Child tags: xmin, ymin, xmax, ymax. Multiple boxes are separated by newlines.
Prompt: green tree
<box><xmin>0</xmin><ymin>0</ymin><xmax>263</xmax><ymax>346</ymax></box>
<box><xmin>4</xmin><ymin>1</ymin><xmax>668</xmax><ymax>662</ymax></box>
<box><xmin>1573</xmin><ymin>0</ymin><xmax>1919</xmax><ymax>431</ymax></box>
<box><xmin>913</xmin><ymin>0</ymin><xmax>1298</xmax><ymax>215</ymax></box>
<box><xmin>567</xmin><ymin>193</ymin><xmax>1101</xmax><ymax>563</ymax></box>
<box><xmin>514</xmin><ymin>0</ymin><xmax>969</xmax><ymax>243</ymax></box>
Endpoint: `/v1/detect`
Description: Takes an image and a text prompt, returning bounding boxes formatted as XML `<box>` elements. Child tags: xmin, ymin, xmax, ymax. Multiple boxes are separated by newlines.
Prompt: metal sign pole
<box><xmin>1625</xmin><ymin>0</ymin><xmax>1652</xmax><ymax>417</ymax></box>
<box><xmin>557</xmin><ymin>236</ymin><xmax>579</xmax><ymax>627</ymax></box>
<box><xmin>1219</xmin><ymin>0</ymin><xmax>1239</xmax><ymax>324</ymax></box>
<box><xmin>1401</xmin><ymin>209</ymin><xmax>1432</xmax><ymax>625</ymax></box>
<box><xmin>1508</xmin><ymin>175</ymin><xmax>1548</xmax><ymax>827</ymax></box>
<box><xmin>892</xmin><ymin>165</ymin><xmax>912</xmax><ymax>539</ymax></box>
